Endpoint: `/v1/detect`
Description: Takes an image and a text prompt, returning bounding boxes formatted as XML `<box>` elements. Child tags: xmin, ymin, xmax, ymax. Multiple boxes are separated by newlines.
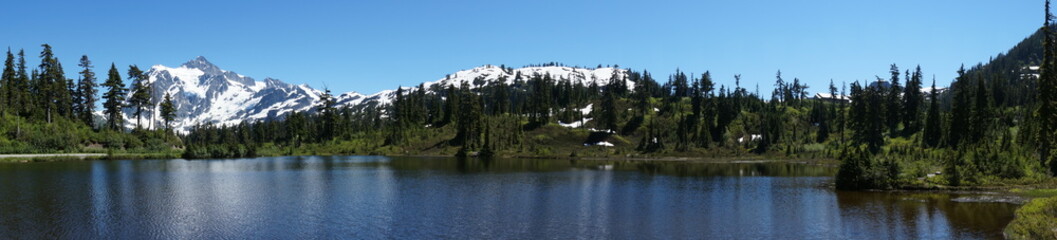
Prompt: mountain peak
<box><xmin>181</xmin><ymin>56</ymin><xmax>221</xmax><ymax>73</ymax></box>
<box><xmin>135</xmin><ymin>61</ymin><xmax>633</xmax><ymax>133</ymax></box>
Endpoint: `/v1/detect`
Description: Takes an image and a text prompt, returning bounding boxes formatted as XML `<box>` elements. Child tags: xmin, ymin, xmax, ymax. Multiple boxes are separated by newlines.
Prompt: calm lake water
<box><xmin>0</xmin><ymin>156</ymin><xmax>1019</xmax><ymax>239</ymax></box>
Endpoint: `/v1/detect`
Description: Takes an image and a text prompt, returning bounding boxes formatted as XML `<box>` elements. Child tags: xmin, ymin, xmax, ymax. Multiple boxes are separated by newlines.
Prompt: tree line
<box><xmin>0</xmin><ymin>45</ymin><xmax>179</xmax><ymax>153</ymax></box>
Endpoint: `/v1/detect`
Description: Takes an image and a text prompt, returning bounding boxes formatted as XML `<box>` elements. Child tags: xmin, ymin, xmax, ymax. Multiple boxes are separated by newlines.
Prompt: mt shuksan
<box><xmin>126</xmin><ymin>57</ymin><xmax>630</xmax><ymax>132</ymax></box>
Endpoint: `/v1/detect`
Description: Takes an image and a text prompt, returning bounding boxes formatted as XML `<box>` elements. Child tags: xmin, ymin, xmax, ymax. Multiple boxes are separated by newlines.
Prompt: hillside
<box><xmin>950</xmin><ymin>25</ymin><xmax>1056</xmax><ymax>107</ymax></box>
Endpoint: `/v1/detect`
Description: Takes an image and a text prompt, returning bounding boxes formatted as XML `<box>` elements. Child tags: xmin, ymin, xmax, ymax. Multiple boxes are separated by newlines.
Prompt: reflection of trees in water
<box><xmin>381</xmin><ymin>157</ymin><xmax>836</xmax><ymax>178</ymax></box>
<box><xmin>386</xmin><ymin>157</ymin><xmax>574</xmax><ymax>174</ymax></box>
<box><xmin>834</xmin><ymin>191</ymin><xmax>1016</xmax><ymax>239</ymax></box>
<box><xmin>455</xmin><ymin>157</ymin><xmax>494</xmax><ymax>173</ymax></box>
<box><xmin>621</xmin><ymin>161</ymin><xmax>835</xmax><ymax>177</ymax></box>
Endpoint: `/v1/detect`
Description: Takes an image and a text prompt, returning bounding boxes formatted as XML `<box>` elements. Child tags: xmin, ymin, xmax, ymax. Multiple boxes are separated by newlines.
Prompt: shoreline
<box><xmin>0</xmin><ymin>153</ymin><xmax>106</xmax><ymax>159</ymax></box>
<box><xmin>0</xmin><ymin>152</ymin><xmax>181</xmax><ymax>163</ymax></box>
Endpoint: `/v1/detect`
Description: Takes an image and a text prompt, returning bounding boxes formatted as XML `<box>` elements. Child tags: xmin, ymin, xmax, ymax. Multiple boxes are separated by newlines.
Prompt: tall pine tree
<box><xmin>598</xmin><ymin>77</ymin><xmax>622</xmax><ymax>132</ymax></box>
<box><xmin>0</xmin><ymin>49</ymin><xmax>13</xmax><ymax>113</ymax></box>
<box><xmin>948</xmin><ymin>65</ymin><xmax>971</xmax><ymax>148</ymax></box>
<box><xmin>127</xmin><ymin>65</ymin><xmax>151</xmax><ymax>129</ymax></box>
<box><xmin>885</xmin><ymin>64</ymin><xmax>903</xmax><ymax>135</ymax></box>
<box><xmin>849</xmin><ymin>80</ymin><xmax>885</xmax><ymax>153</ymax></box>
<box><xmin>317</xmin><ymin>88</ymin><xmax>338</xmax><ymax>141</ymax></box>
<box><xmin>55</xmin><ymin>59</ymin><xmax>73</xmax><ymax>119</ymax></box>
<box><xmin>1036</xmin><ymin>0</ymin><xmax>1057</xmax><ymax>175</ymax></box>
<box><xmin>902</xmin><ymin>66</ymin><xmax>924</xmax><ymax>134</ymax></box>
<box><xmin>12</xmin><ymin>50</ymin><xmax>30</xmax><ymax>117</ymax></box>
<box><xmin>969</xmin><ymin>75</ymin><xmax>992</xmax><ymax>144</ymax></box>
<box><xmin>923</xmin><ymin>78</ymin><xmax>942</xmax><ymax>148</ymax></box>
<box><xmin>76</xmin><ymin>55</ymin><xmax>97</xmax><ymax>127</ymax></box>
<box><xmin>454</xmin><ymin>82</ymin><xmax>483</xmax><ymax>148</ymax></box>
<box><xmin>160</xmin><ymin>92</ymin><xmax>176</xmax><ymax>132</ymax></box>
<box><xmin>36</xmin><ymin>44</ymin><xmax>62</xmax><ymax>123</ymax></box>
<box><xmin>102</xmin><ymin>63</ymin><xmax>126</xmax><ymax>131</ymax></box>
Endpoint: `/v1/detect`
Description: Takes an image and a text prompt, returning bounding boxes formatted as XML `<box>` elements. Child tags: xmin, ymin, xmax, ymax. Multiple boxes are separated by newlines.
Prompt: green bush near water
<box><xmin>1004</xmin><ymin>196</ymin><xmax>1057</xmax><ymax>240</ymax></box>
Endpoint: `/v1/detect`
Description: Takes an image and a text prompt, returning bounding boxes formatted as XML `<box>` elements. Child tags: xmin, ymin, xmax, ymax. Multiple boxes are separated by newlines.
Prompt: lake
<box><xmin>0</xmin><ymin>156</ymin><xmax>1020</xmax><ymax>239</ymax></box>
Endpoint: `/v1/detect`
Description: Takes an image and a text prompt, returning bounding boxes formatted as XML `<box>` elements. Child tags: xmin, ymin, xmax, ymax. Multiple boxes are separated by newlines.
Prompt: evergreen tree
<box><xmin>773</xmin><ymin>70</ymin><xmax>786</xmax><ymax>103</ymax></box>
<box><xmin>969</xmin><ymin>75</ymin><xmax>992</xmax><ymax>144</ymax></box>
<box><xmin>36</xmin><ymin>44</ymin><xmax>63</xmax><ymax>123</ymax></box>
<box><xmin>902</xmin><ymin>66</ymin><xmax>924</xmax><ymax>134</ymax></box>
<box><xmin>441</xmin><ymin>84</ymin><xmax>459</xmax><ymax>126</ymax></box>
<box><xmin>1038</xmin><ymin>0</ymin><xmax>1057</xmax><ymax>175</ymax></box>
<box><xmin>790</xmin><ymin>77</ymin><xmax>807</xmax><ymax>107</ymax></box>
<box><xmin>671</xmin><ymin>70</ymin><xmax>690</xmax><ymax>98</ymax></box>
<box><xmin>317</xmin><ymin>88</ymin><xmax>337</xmax><ymax>141</ymax></box>
<box><xmin>286</xmin><ymin>111</ymin><xmax>306</xmax><ymax>146</ymax></box>
<box><xmin>12</xmin><ymin>50</ymin><xmax>30</xmax><ymax>117</ymax></box>
<box><xmin>102</xmin><ymin>63</ymin><xmax>126</xmax><ymax>131</ymax></box>
<box><xmin>411</xmin><ymin>83</ymin><xmax>428</xmax><ymax>124</ymax></box>
<box><xmin>0</xmin><ymin>49</ymin><xmax>13</xmax><ymax>113</ymax></box>
<box><xmin>923</xmin><ymin>78</ymin><xmax>943</xmax><ymax>148</ymax></box>
<box><xmin>810</xmin><ymin>99</ymin><xmax>830</xmax><ymax>143</ymax></box>
<box><xmin>454</xmin><ymin>82</ymin><xmax>483</xmax><ymax>148</ymax></box>
<box><xmin>388</xmin><ymin>86</ymin><xmax>407</xmax><ymax>145</ymax></box>
<box><xmin>849</xmin><ymin>80</ymin><xmax>885</xmax><ymax>153</ymax></box>
<box><xmin>633</xmin><ymin>70</ymin><xmax>654</xmax><ymax>117</ymax></box>
<box><xmin>29</xmin><ymin>69</ymin><xmax>40</xmax><ymax>118</ymax></box>
<box><xmin>609</xmin><ymin>70</ymin><xmax>629</xmax><ymax>97</ymax></box>
<box><xmin>756</xmin><ymin>101</ymin><xmax>785</xmax><ymax>153</ymax></box>
<box><xmin>696</xmin><ymin>72</ymin><xmax>717</xmax><ymax>146</ymax></box>
<box><xmin>948</xmin><ymin>65</ymin><xmax>972</xmax><ymax>148</ymax></box>
<box><xmin>598</xmin><ymin>86</ymin><xmax>619</xmax><ymax>132</ymax></box>
<box><xmin>839</xmin><ymin>81</ymin><xmax>847</xmax><ymax>144</ymax></box>
<box><xmin>76</xmin><ymin>55</ymin><xmax>97</xmax><ymax>126</ymax></box>
<box><xmin>127</xmin><ymin>65</ymin><xmax>151</xmax><ymax>129</ymax></box>
<box><xmin>885</xmin><ymin>64</ymin><xmax>903</xmax><ymax>134</ymax></box>
<box><xmin>526</xmin><ymin>74</ymin><xmax>553</xmax><ymax>127</ymax></box>
<box><xmin>598</xmin><ymin>75</ymin><xmax>627</xmax><ymax>132</ymax></box>
<box><xmin>827</xmin><ymin>79</ymin><xmax>839</xmax><ymax>133</ymax></box>
<box><xmin>714</xmin><ymin>86</ymin><xmax>736</xmax><ymax>143</ymax></box>
<box><xmin>835</xmin><ymin>145</ymin><xmax>875</xmax><ymax>190</ymax></box>
<box><xmin>493</xmin><ymin>79</ymin><xmax>510</xmax><ymax>115</ymax></box>
<box><xmin>160</xmin><ymin>92</ymin><xmax>176</xmax><ymax>131</ymax></box>
<box><xmin>55</xmin><ymin>60</ymin><xmax>73</xmax><ymax>119</ymax></box>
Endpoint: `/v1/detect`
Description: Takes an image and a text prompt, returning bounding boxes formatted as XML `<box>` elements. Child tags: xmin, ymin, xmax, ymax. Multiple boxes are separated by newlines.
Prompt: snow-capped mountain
<box><xmin>126</xmin><ymin>57</ymin><xmax>629</xmax><ymax>132</ymax></box>
<box><xmin>423</xmin><ymin>64</ymin><xmax>631</xmax><ymax>90</ymax></box>
<box><xmin>334</xmin><ymin>64</ymin><xmax>633</xmax><ymax>107</ymax></box>
<box><xmin>123</xmin><ymin>57</ymin><xmax>337</xmax><ymax>131</ymax></box>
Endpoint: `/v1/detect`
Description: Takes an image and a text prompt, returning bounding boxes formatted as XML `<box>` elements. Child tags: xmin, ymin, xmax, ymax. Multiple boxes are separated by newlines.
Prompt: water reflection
<box><xmin>386</xmin><ymin>157</ymin><xmax>837</xmax><ymax>177</ymax></box>
<box><xmin>0</xmin><ymin>157</ymin><xmax>1016</xmax><ymax>239</ymax></box>
<box><xmin>835</xmin><ymin>191</ymin><xmax>1017</xmax><ymax>239</ymax></box>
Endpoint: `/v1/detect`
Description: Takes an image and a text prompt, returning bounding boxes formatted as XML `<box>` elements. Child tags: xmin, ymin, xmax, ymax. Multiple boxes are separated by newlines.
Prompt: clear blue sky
<box><xmin>0</xmin><ymin>0</ymin><xmax>1043</xmax><ymax>95</ymax></box>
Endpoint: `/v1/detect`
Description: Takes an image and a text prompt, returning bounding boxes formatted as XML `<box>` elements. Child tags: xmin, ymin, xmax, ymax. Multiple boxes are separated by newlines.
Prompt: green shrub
<box><xmin>1004</xmin><ymin>196</ymin><xmax>1057</xmax><ymax>240</ymax></box>
<box><xmin>836</xmin><ymin>145</ymin><xmax>899</xmax><ymax>190</ymax></box>
<box><xmin>182</xmin><ymin>145</ymin><xmax>210</xmax><ymax>159</ymax></box>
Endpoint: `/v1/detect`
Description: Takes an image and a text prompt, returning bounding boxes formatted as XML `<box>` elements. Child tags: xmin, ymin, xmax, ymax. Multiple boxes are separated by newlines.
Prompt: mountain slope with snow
<box><xmin>126</xmin><ymin>58</ymin><xmax>628</xmax><ymax>132</ymax></box>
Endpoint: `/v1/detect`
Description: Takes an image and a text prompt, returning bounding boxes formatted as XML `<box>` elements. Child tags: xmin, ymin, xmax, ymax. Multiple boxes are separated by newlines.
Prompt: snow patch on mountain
<box><xmin>123</xmin><ymin>58</ymin><xmax>630</xmax><ymax>133</ymax></box>
<box><xmin>423</xmin><ymin>65</ymin><xmax>632</xmax><ymax>90</ymax></box>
